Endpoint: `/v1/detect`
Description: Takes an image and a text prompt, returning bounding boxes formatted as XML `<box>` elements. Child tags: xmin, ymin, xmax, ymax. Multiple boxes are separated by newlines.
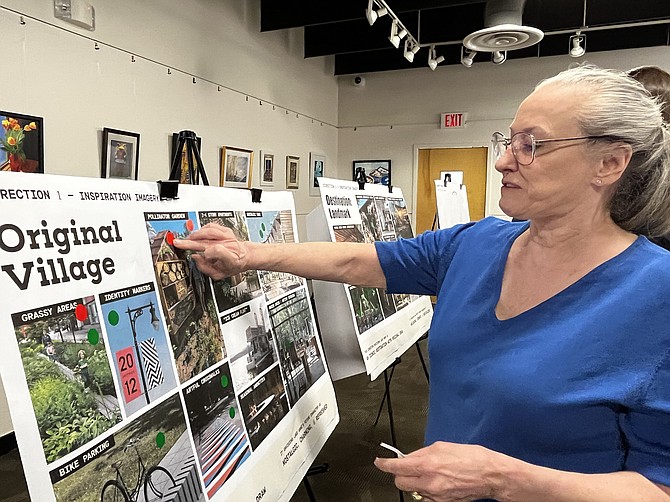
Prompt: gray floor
<box><xmin>0</xmin><ymin>338</ymin><xmax>429</xmax><ymax>502</ymax></box>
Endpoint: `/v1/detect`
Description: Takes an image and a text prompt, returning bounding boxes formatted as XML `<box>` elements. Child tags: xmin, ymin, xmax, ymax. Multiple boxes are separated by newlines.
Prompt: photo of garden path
<box><xmin>12</xmin><ymin>297</ymin><xmax>121</xmax><ymax>463</ymax></box>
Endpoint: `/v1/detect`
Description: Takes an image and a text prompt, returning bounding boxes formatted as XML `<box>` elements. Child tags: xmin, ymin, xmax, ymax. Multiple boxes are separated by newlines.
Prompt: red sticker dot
<box><xmin>186</xmin><ymin>220</ymin><xmax>194</xmax><ymax>232</ymax></box>
<box><xmin>166</xmin><ymin>231</ymin><xmax>175</xmax><ymax>245</ymax></box>
<box><xmin>75</xmin><ymin>304</ymin><xmax>88</xmax><ymax>321</ymax></box>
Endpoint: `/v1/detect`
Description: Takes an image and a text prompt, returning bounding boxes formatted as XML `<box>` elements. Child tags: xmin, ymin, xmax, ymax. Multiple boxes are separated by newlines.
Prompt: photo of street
<box><xmin>357</xmin><ymin>196</ymin><xmax>383</xmax><ymax>243</ymax></box>
<box><xmin>387</xmin><ymin>197</ymin><xmax>414</xmax><ymax>239</ymax></box>
<box><xmin>182</xmin><ymin>363</ymin><xmax>251</xmax><ymax>499</ymax></box>
<box><xmin>267</xmin><ymin>289</ymin><xmax>326</xmax><ymax>407</ymax></box>
<box><xmin>99</xmin><ymin>282</ymin><xmax>178</xmax><ymax>417</ymax></box>
<box><xmin>348</xmin><ymin>286</ymin><xmax>384</xmax><ymax>334</ymax></box>
<box><xmin>237</xmin><ymin>365</ymin><xmax>289</xmax><ymax>450</ymax></box>
<box><xmin>246</xmin><ymin>210</ymin><xmax>302</xmax><ymax>299</ymax></box>
<box><xmin>198</xmin><ymin>211</ymin><xmax>263</xmax><ymax>313</ymax></box>
<box><xmin>220</xmin><ymin>297</ymin><xmax>278</xmax><ymax>392</ymax></box>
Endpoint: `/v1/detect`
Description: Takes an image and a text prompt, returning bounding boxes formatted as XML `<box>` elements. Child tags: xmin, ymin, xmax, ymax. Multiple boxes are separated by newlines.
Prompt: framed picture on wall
<box><xmin>170</xmin><ymin>132</ymin><xmax>202</xmax><ymax>184</ymax></box>
<box><xmin>259</xmin><ymin>150</ymin><xmax>275</xmax><ymax>187</ymax></box>
<box><xmin>220</xmin><ymin>146</ymin><xmax>253</xmax><ymax>188</ymax></box>
<box><xmin>352</xmin><ymin>159</ymin><xmax>391</xmax><ymax>186</ymax></box>
<box><xmin>0</xmin><ymin>111</ymin><xmax>44</xmax><ymax>173</ymax></box>
<box><xmin>309</xmin><ymin>152</ymin><xmax>326</xmax><ymax>197</ymax></box>
<box><xmin>101</xmin><ymin>128</ymin><xmax>140</xmax><ymax>180</ymax></box>
<box><xmin>286</xmin><ymin>155</ymin><xmax>300</xmax><ymax>189</ymax></box>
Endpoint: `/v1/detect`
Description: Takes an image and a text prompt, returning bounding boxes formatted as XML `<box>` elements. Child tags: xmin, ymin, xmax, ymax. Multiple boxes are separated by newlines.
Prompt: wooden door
<box><xmin>416</xmin><ymin>147</ymin><xmax>488</xmax><ymax>235</ymax></box>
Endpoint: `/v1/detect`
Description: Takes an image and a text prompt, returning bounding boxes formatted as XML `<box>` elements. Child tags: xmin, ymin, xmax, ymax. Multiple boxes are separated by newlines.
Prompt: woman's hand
<box><xmin>173</xmin><ymin>223</ymin><xmax>250</xmax><ymax>281</ymax></box>
<box><xmin>374</xmin><ymin>441</ymin><xmax>503</xmax><ymax>502</ymax></box>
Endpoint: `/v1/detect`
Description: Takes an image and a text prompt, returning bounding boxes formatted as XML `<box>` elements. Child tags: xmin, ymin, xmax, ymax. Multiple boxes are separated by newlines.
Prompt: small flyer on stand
<box><xmin>0</xmin><ymin>172</ymin><xmax>338</xmax><ymax>502</ymax></box>
<box><xmin>316</xmin><ymin>177</ymin><xmax>433</xmax><ymax>380</ymax></box>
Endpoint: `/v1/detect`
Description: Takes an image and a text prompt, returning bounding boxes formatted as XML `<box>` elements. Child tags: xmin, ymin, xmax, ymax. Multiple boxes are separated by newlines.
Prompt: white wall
<box><xmin>0</xmin><ymin>0</ymin><xmax>339</xmax><ymax>437</ymax></box>
<box><xmin>336</xmin><ymin>47</ymin><xmax>670</xmax><ymax>221</ymax></box>
<box><xmin>0</xmin><ymin>0</ymin><xmax>338</xmax><ymax>234</ymax></box>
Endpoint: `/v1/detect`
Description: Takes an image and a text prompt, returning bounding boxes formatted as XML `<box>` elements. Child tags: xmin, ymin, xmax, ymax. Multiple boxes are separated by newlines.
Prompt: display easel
<box><xmin>308</xmin><ymin>173</ymin><xmax>432</xmax><ymax>502</ymax></box>
<box><xmin>169</xmin><ymin>130</ymin><xmax>209</xmax><ymax>186</ymax></box>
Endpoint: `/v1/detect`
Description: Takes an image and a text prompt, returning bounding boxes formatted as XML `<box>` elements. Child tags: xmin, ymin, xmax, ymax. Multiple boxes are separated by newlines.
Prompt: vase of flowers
<box><xmin>1</xmin><ymin>117</ymin><xmax>38</xmax><ymax>172</ymax></box>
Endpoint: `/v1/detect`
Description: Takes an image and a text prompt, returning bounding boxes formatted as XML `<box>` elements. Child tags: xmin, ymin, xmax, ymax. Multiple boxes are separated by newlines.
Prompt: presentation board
<box><xmin>307</xmin><ymin>178</ymin><xmax>433</xmax><ymax>381</ymax></box>
<box><xmin>434</xmin><ymin>179</ymin><xmax>470</xmax><ymax>229</ymax></box>
<box><xmin>0</xmin><ymin>172</ymin><xmax>338</xmax><ymax>502</ymax></box>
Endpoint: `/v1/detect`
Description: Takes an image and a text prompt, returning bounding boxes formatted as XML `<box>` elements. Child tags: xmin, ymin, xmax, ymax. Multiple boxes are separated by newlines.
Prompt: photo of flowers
<box><xmin>221</xmin><ymin>146</ymin><xmax>253</xmax><ymax>188</ymax></box>
<box><xmin>286</xmin><ymin>155</ymin><xmax>300</xmax><ymax>189</ymax></box>
<box><xmin>0</xmin><ymin>111</ymin><xmax>44</xmax><ymax>173</ymax></box>
<box><xmin>309</xmin><ymin>152</ymin><xmax>326</xmax><ymax>197</ymax></box>
<box><xmin>101</xmin><ymin>128</ymin><xmax>140</xmax><ymax>180</ymax></box>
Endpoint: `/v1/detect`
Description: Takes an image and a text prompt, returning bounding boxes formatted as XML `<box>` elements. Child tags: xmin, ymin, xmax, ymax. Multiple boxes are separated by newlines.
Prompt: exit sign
<box><xmin>440</xmin><ymin>112</ymin><xmax>466</xmax><ymax>129</ymax></box>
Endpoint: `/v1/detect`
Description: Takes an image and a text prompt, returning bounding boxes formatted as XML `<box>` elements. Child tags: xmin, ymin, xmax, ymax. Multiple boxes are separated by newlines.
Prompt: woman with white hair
<box><xmin>175</xmin><ymin>65</ymin><xmax>670</xmax><ymax>501</ymax></box>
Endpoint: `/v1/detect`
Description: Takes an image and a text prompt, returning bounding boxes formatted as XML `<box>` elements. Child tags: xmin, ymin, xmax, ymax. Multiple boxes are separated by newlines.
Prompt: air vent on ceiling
<box><xmin>463</xmin><ymin>0</ymin><xmax>544</xmax><ymax>52</ymax></box>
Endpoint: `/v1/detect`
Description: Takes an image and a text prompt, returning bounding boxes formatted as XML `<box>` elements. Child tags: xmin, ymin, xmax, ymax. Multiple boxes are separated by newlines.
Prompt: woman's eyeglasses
<box><xmin>491</xmin><ymin>131</ymin><xmax>612</xmax><ymax>166</ymax></box>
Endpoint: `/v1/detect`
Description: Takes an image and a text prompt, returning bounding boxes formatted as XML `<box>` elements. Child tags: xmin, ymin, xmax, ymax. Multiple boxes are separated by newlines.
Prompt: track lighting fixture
<box><xmin>428</xmin><ymin>45</ymin><xmax>445</xmax><ymax>71</ymax></box>
<box><xmin>389</xmin><ymin>20</ymin><xmax>401</xmax><ymax>48</ymax></box>
<box><xmin>460</xmin><ymin>46</ymin><xmax>477</xmax><ymax>68</ymax></box>
<box><xmin>403</xmin><ymin>38</ymin><xmax>420</xmax><ymax>63</ymax></box>
<box><xmin>569</xmin><ymin>32</ymin><xmax>586</xmax><ymax>57</ymax></box>
<box><xmin>366</xmin><ymin>0</ymin><xmax>387</xmax><ymax>26</ymax></box>
<box><xmin>492</xmin><ymin>50</ymin><xmax>507</xmax><ymax>65</ymax></box>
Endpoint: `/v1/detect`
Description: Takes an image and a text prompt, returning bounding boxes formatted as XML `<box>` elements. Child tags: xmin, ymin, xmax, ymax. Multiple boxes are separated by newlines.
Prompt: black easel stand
<box><xmin>374</xmin><ymin>335</ymin><xmax>430</xmax><ymax>428</ymax></box>
<box><xmin>354</xmin><ymin>166</ymin><xmax>367</xmax><ymax>189</ymax></box>
<box><xmin>169</xmin><ymin>130</ymin><xmax>209</xmax><ymax>185</ymax></box>
<box><xmin>302</xmin><ymin>463</ymin><xmax>330</xmax><ymax>502</ymax></box>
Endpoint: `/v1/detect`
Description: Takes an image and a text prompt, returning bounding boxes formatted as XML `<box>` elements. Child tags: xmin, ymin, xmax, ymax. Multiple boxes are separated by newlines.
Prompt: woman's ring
<box><xmin>410</xmin><ymin>492</ymin><xmax>424</xmax><ymax>501</ymax></box>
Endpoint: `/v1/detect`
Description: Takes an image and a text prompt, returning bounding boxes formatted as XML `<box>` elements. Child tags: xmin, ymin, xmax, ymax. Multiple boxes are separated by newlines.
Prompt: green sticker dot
<box><xmin>259</xmin><ymin>229</ymin><xmax>263</xmax><ymax>239</ymax></box>
<box><xmin>221</xmin><ymin>375</ymin><xmax>229</xmax><ymax>388</ymax></box>
<box><xmin>87</xmin><ymin>329</ymin><xmax>99</xmax><ymax>345</ymax></box>
<box><xmin>108</xmin><ymin>310</ymin><xmax>119</xmax><ymax>326</ymax></box>
<box><xmin>261</xmin><ymin>223</ymin><xmax>266</xmax><ymax>231</ymax></box>
<box><xmin>156</xmin><ymin>432</ymin><xmax>166</xmax><ymax>449</ymax></box>
<box><xmin>229</xmin><ymin>407</ymin><xmax>235</xmax><ymax>419</ymax></box>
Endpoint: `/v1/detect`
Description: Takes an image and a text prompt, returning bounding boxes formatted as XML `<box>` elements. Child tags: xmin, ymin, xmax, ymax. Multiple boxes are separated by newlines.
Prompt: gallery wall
<box><xmin>0</xmin><ymin>0</ymin><xmax>338</xmax><ymax>232</ymax></box>
<box><xmin>337</xmin><ymin>46</ymin><xmax>670</xmax><ymax>221</ymax></box>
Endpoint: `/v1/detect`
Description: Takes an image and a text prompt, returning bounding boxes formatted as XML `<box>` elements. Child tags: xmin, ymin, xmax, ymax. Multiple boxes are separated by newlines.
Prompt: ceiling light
<box><xmin>403</xmin><ymin>39</ymin><xmax>415</xmax><ymax>62</ymax></box>
<box><xmin>569</xmin><ymin>32</ymin><xmax>586</xmax><ymax>57</ymax></box>
<box><xmin>428</xmin><ymin>45</ymin><xmax>445</xmax><ymax>71</ymax></box>
<box><xmin>461</xmin><ymin>46</ymin><xmax>477</xmax><ymax>68</ymax></box>
<box><xmin>398</xmin><ymin>27</ymin><xmax>408</xmax><ymax>40</ymax></box>
<box><xmin>366</xmin><ymin>0</ymin><xmax>387</xmax><ymax>26</ymax></box>
<box><xmin>492</xmin><ymin>50</ymin><xmax>507</xmax><ymax>65</ymax></box>
<box><xmin>389</xmin><ymin>20</ymin><xmax>401</xmax><ymax>48</ymax></box>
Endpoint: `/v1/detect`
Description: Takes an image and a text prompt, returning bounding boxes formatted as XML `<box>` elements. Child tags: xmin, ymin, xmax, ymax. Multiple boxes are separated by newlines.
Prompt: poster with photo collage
<box><xmin>316</xmin><ymin>177</ymin><xmax>433</xmax><ymax>379</ymax></box>
<box><xmin>0</xmin><ymin>172</ymin><xmax>338</xmax><ymax>502</ymax></box>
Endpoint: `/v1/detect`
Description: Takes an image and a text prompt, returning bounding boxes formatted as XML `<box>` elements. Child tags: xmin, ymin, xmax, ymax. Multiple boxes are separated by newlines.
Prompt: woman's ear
<box><xmin>596</xmin><ymin>143</ymin><xmax>633</xmax><ymax>185</ymax></box>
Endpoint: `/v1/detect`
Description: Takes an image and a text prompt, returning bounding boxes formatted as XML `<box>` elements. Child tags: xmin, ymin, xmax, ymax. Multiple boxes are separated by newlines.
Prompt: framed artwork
<box><xmin>259</xmin><ymin>150</ymin><xmax>275</xmax><ymax>187</ymax></box>
<box><xmin>170</xmin><ymin>132</ymin><xmax>202</xmax><ymax>184</ymax></box>
<box><xmin>0</xmin><ymin>111</ymin><xmax>44</xmax><ymax>173</ymax></box>
<box><xmin>101</xmin><ymin>128</ymin><xmax>140</xmax><ymax>180</ymax></box>
<box><xmin>309</xmin><ymin>152</ymin><xmax>326</xmax><ymax>197</ymax></box>
<box><xmin>352</xmin><ymin>159</ymin><xmax>391</xmax><ymax>186</ymax></box>
<box><xmin>220</xmin><ymin>146</ymin><xmax>253</xmax><ymax>188</ymax></box>
<box><xmin>286</xmin><ymin>155</ymin><xmax>300</xmax><ymax>189</ymax></box>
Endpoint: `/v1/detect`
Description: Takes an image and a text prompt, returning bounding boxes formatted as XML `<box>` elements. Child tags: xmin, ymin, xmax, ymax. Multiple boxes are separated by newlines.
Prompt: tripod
<box><xmin>169</xmin><ymin>130</ymin><xmax>209</xmax><ymax>185</ymax></box>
